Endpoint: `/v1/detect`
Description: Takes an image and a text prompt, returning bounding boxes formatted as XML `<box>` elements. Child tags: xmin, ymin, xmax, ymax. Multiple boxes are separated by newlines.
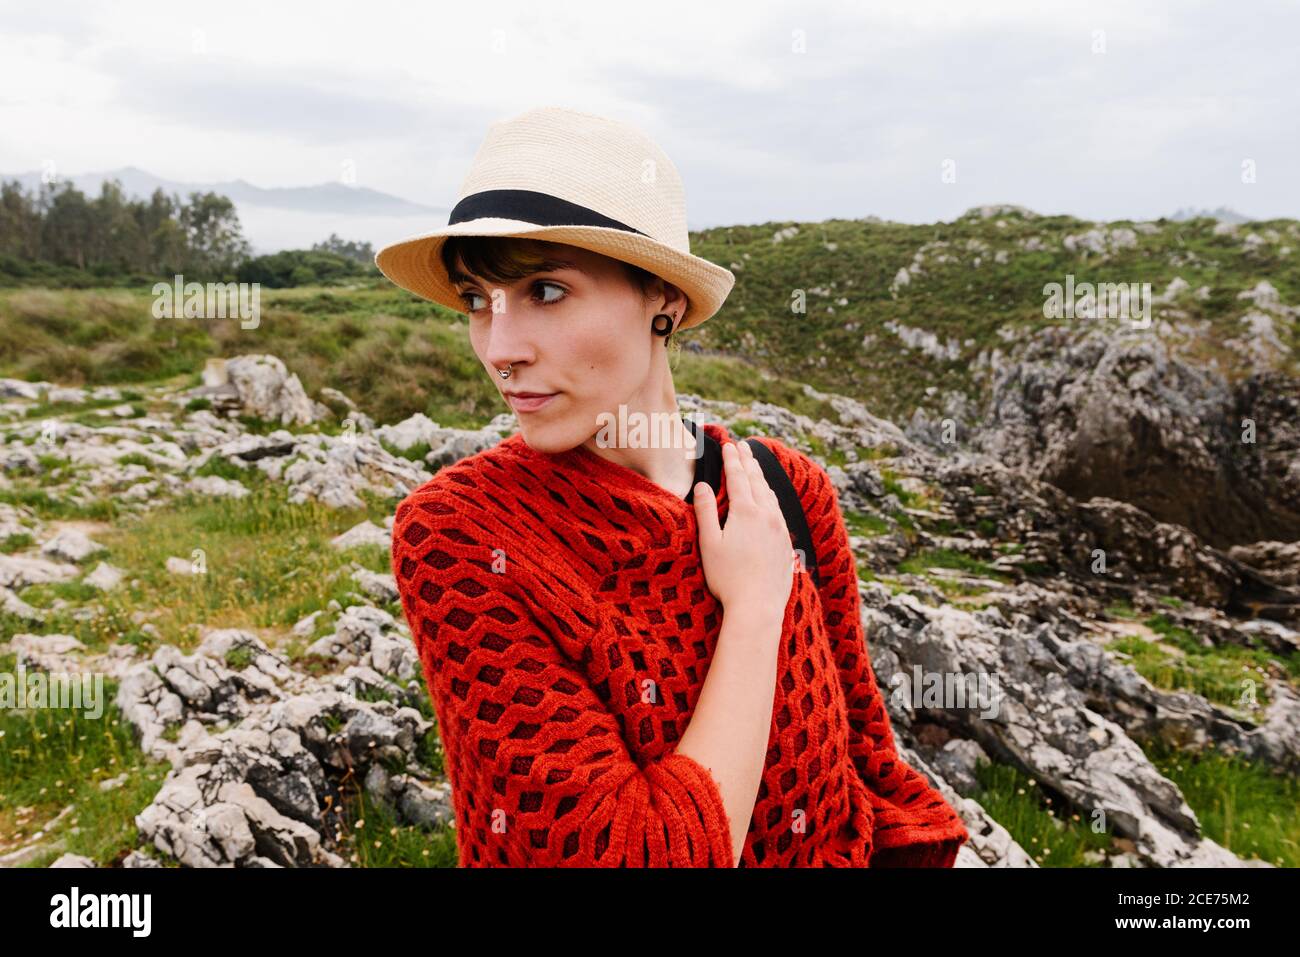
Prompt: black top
<box><xmin>682</xmin><ymin>416</ymin><xmax>722</xmax><ymax>504</ymax></box>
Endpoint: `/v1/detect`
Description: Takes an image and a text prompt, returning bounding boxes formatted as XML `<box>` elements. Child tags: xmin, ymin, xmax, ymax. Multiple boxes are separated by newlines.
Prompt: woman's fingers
<box><xmin>738</xmin><ymin>440</ymin><xmax>780</xmax><ymax>513</ymax></box>
<box><xmin>693</xmin><ymin>480</ymin><xmax>719</xmax><ymax>546</ymax></box>
<box><xmin>735</xmin><ymin>441</ymin><xmax>765</xmax><ymax>507</ymax></box>
<box><xmin>722</xmin><ymin>441</ymin><xmax>754</xmax><ymax>510</ymax></box>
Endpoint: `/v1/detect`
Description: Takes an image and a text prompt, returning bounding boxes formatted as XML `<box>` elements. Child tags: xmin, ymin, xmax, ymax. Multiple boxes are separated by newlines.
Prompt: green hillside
<box><xmin>688</xmin><ymin>209</ymin><xmax>1300</xmax><ymax>418</ymax></box>
<box><xmin>2</xmin><ymin>208</ymin><xmax>1298</xmax><ymax>425</ymax></box>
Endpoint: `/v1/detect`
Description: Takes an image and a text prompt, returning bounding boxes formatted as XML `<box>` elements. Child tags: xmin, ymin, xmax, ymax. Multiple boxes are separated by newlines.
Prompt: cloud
<box><xmin>1</xmin><ymin>0</ymin><xmax>1297</xmax><ymax>223</ymax></box>
<box><xmin>94</xmin><ymin>51</ymin><xmax>436</xmax><ymax>144</ymax></box>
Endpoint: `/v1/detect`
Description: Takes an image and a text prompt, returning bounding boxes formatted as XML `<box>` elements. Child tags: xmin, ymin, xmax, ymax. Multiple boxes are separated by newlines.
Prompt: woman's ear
<box><xmin>660</xmin><ymin>280</ymin><xmax>689</xmax><ymax>320</ymax></box>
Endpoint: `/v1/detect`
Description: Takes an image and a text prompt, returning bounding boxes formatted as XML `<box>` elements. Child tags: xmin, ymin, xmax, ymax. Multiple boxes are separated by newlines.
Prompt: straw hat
<box><xmin>373</xmin><ymin>106</ymin><xmax>735</xmax><ymax>332</ymax></box>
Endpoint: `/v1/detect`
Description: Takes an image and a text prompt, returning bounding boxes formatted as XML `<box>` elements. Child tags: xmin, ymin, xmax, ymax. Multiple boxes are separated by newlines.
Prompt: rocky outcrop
<box><xmin>861</xmin><ymin>582</ymin><xmax>1286</xmax><ymax>866</ymax></box>
<box><xmin>5</xmin><ymin>353</ymin><xmax>1295</xmax><ymax>869</ymax></box>
<box><xmin>185</xmin><ymin>355</ymin><xmax>331</xmax><ymax>427</ymax></box>
<box><xmin>116</xmin><ymin>617</ymin><xmax>449</xmax><ymax>868</ymax></box>
<box><xmin>971</xmin><ymin>327</ymin><xmax>1300</xmax><ymax>548</ymax></box>
<box><xmin>929</xmin><ymin>458</ymin><xmax>1300</xmax><ymax>624</ymax></box>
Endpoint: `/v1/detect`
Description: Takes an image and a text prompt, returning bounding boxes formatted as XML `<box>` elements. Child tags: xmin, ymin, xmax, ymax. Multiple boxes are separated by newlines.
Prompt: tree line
<box><xmin>0</xmin><ymin>178</ymin><xmax>378</xmax><ymax>287</ymax></box>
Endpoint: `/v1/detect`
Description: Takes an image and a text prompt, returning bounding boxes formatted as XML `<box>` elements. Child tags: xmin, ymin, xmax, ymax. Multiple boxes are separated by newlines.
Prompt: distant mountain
<box><xmin>1168</xmin><ymin>206</ymin><xmax>1252</xmax><ymax>224</ymax></box>
<box><xmin>1</xmin><ymin>166</ymin><xmax>448</xmax><ymax>254</ymax></box>
<box><xmin>3</xmin><ymin>166</ymin><xmax>443</xmax><ymax>217</ymax></box>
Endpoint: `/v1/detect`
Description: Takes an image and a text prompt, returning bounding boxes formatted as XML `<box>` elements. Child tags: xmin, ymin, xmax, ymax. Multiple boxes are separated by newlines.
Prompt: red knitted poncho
<box><xmin>390</xmin><ymin>421</ymin><xmax>969</xmax><ymax>867</ymax></box>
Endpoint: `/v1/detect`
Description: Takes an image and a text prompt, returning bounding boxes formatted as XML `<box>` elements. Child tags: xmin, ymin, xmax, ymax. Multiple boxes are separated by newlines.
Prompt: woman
<box><xmin>378</xmin><ymin>106</ymin><xmax>969</xmax><ymax>867</ymax></box>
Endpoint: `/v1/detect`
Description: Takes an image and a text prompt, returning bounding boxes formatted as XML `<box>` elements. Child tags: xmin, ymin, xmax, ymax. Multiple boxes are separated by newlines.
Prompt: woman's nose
<box><xmin>483</xmin><ymin>308</ymin><xmax>535</xmax><ymax>371</ymax></box>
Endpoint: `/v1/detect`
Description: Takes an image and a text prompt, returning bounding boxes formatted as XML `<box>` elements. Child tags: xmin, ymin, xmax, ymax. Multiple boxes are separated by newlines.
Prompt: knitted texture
<box><xmin>390</xmin><ymin>422</ymin><xmax>969</xmax><ymax>867</ymax></box>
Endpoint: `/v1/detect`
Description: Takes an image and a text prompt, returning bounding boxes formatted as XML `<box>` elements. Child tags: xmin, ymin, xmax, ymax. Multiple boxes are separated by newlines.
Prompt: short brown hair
<box><xmin>436</xmin><ymin>235</ymin><xmax>686</xmax><ymax>361</ymax></box>
<box><xmin>439</xmin><ymin>235</ymin><xmax>683</xmax><ymax>358</ymax></box>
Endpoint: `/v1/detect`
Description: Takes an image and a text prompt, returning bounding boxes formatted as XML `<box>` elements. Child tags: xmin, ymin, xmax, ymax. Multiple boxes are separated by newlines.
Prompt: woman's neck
<box><xmin>579</xmin><ymin>398</ymin><xmax>700</xmax><ymax>500</ymax></box>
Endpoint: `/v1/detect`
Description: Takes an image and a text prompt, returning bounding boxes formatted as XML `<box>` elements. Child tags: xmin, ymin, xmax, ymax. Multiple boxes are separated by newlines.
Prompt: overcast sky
<box><xmin>2</xmin><ymin>0</ymin><xmax>1298</xmax><ymax>230</ymax></box>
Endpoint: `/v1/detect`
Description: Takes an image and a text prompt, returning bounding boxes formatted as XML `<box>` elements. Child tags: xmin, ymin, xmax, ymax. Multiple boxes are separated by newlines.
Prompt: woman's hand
<box><xmin>693</xmin><ymin>439</ymin><xmax>795</xmax><ymax>622</ymax></box>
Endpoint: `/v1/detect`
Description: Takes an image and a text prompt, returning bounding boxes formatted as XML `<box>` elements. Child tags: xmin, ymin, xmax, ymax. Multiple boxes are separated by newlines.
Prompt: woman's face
<box><xmin>456</xmin><ymin>241</ymin><xmax>685</xmax><ymax>454</ymax></box>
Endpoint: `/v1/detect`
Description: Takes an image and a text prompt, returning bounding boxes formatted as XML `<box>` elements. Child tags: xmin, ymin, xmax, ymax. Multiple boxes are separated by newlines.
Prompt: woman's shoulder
<box><xmin>392</xmin><ymin>431</ymin><xmax>531</xmax><ymax>527</ymax></box>
<box><xmin>734</xmin><ymin>432</ymin><xmax>846</xmax><ymax>542</ymax></box>
<box><xmin>736</xmin><ymin>432</ymin><xmax>833</xmax><ymax>492</ymax></box>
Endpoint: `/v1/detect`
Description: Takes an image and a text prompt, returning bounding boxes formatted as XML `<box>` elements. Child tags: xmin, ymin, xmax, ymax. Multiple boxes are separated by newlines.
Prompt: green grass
<box><xmin>1136</xmin><ymin>733</ymin><xmax>1299</xmax><ymax>867</ymax></box>
<box><xmin>13</xmin><ymin>477</ymin><xmax>399</xmax><ymax>654</ymax></box>
<box><xmin>690</xmin><ymin>212</ymin><xmax>1300</xmax><ymax>422</ymax></box>
<box><xmin>0</xmin><ymin>286</ymin><xmax>846</xmax><ymax>435</ymax></box>
<box><xmin>879</xmin><ymin>467</ymin><xmax>922</xmax><ymax>508</ymax></box>
<box><xmin>726</xmin><ymin>418</ymin><xmax>764</xmax><ymax>438</ymax></box>
<box><xmin>796</xmin><ymin>431</ymin><xmax>880</xmax><ymax>468</ymax></box>
<box><xmin>970</xmin><ymin>739</ymin><xmax>1300</xmax><ymax>867</ymax></box>
<box><xmin>5</xmin><ymin>206</ymin><xmax>1300</xmax><ymax>429</ymax></box>
<box><xmin>1</xmin><ymin>532</ymin><xmax>34</xmax><ymax>552</ymax></box>
<box><xmin>898</xmin><ymin>547</ymin><xmax>1008</xmax><ymax>580</ymax></box>
<box><xmin>379</xmin><ymin>439</ymin><xmax>432</xmax><ymax>463</ymax></box>
<box><xmin>1105</xmin><ymin>600</ymin><xmax>1139</xmax><ymax>619</ymax></box>
<box><xmin>842</xmin><ymin>508</ymin><xmax>892</xmax><ymax>537</ymax></box>
<box><xmin>968</xmin><ymin>758</ymin><xmax>1116</xmax><ymax>866</ymax></box>
<box><xmin>0</xmin><ymin>673</ymin><xmax>171</xmax><ymax>866</ymax></box>
<box><xmin>1147</xmin><ymin>613</ymin><xmax>1300</xmax><ymax>683</ymax></box>
<box><xmin>115</xmin><ymin>452</ymin><xmax>157</xmax><ymax>469</ymax></box>
<box><xmin>1109</xmin><ymin>618</ymin><xmax>1300</xmax><ymax>714</ymax></box>
<box><xmin>0</xmin><ymin>483</ymin><xmax>121</xmax><ymax>522</ymax></box>
<box><xmin>224</xmin><ymin>645</ymin><xmax>256</xmax><ymax>670</ymax></box>
<box><xmin>332</xmin><ymin>782</ymin><xmax>459</xmax><ymax>868</ymax></box>
<box><xmin>192</xmin><ymin>454</ymin><xmax>254</xmax><ymax>481</ymax></box>
<box><xmin>325</xmin><ymin>677</ymin><xmax>456</xmax><ymax>866</ymax></box>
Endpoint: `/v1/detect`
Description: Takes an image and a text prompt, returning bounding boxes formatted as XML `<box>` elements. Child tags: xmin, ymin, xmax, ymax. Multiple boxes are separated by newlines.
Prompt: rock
<box><xmin>425</xmin><ymin>430</ymin><xmax>502</xmax><ymax>470</ymax></box>
<box><xmin>186</xmin><ymin>475</ymin><xmax>250</xmax><ymax>498</ymax></box>
<box><xmin>1062</xmin><ymin>226</ymin><xmax>1138</xmax><ymax>257</ymax></box>
<box><xmin>364</xmin><ymin>768</ymin><xmax>454</xmax><ymax>829</ymax></box>
<box><xmin>351</xmin><ymin>568</ymin><xmax>398</xmax><ymax>604</ymax></box>
<box><xmin>0</xmin><ymin>553</ymin><xmax>79</xmax><ymax>589</ymax></box>
<box><xmin>121</xmin><ymin>849</ymin><xmax>163</xmax><ymax>868</ymax></box>
<box><xmin>6</xmin><ymin>345</ymin><xmax>1296</xmax><ymax>871</ymax></box>
<box><xmin>973</xmin><ymin>327</ymin><xmax>1300</xmax><ymax>548</ymax></box>
<box><xmin>165</xmin><ymin>556</ymin><xmax>201</xmax><ymax>576</ymax></box>
<box><xmin>40</xmin><ymin>528</ymin><xmax>108</xmax><ymax>564</ymax></box>
<box><xmin>49</xmin><ymin>853</ymin><xmax>97</xmax><ymax>868</ymax></box>
<box><xmin>844</xmin><ymin>461</ymin><xmax>885</xmax><ymax>499</ymax></box>
<box><xmin>116</xmin><ymin>624</ymin><xmax>435</xmax><ymax>867</ymax></box>
<box><xmin>85</xmin><ymin>561</ymin><xmax>126</xmax><ymax>591</ymax></box>
<box><xmin>275</xmin><ymin>433</ymin><xmax>431</xmax><ymax>509</ymax></box>
<box><xmin>933</xmin><ymin>457</ymin><xmax>1300</xmax><ymax>620</ymax></box>
<box><xmin>305</xmin><ymin>605</ymin><xmax>419</xmax><ymax>683</ymax></box>
<box><xmin>319</xmin><ymin>387</ymin><xmax>357</xmax><ymax>411</ymax></box>
<box><xmin>2</xmin><ymin>586</ymin><xmax>45</xmax><ymax>622</ymax></box>
<box><xmin>98</xmin><ymin>772</ymin><xmax>130</xmax><ymax>792</ymax></box>
<box><xmin>205</xmin><ymin>432</ymin><xmax>299</xmax><ymax>465</ymax></box>
<box><xmin>375</xmin><ymin>413</ymin><xmax>440</xmax><ymax>452</ymax></box>
<box><xmin>0</xmin><ymin>377</ymin><xmax>49</xmax><ymax>400</ymax></box>
<box><xmin>330</xmin><ymin>521</ymin><xmax>390</xmax><ymax>550</ymax></box>
<box><xmin>0</xmin><ymin>502</ymin><xmax>41</xmax><ymax>541</ymax></box>
<box><xmin>859</xmin><ymin>583</ymin><xmax>1275</xmax><ymax>867</ymax></box>
<box><xmin>9</xmin><ymin>633</ymin><xmax>88</xmax><ymax>672</ymax></box>
<box><xmin>342</xmin><ymin>410</ymin><xmax>376</xmax><ymax>435</ymax></box>
<box><xmin>1228</xmin><ymin>540</ymin><xmax>1300</xmax><ymax>588</ymax></box>
<box><xmin>197</xmin><ymin>355</ymin><xmax>330</xmax><ymax>427</ymax></box>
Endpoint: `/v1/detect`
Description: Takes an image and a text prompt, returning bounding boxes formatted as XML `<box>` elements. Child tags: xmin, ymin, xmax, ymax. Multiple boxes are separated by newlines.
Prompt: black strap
<box><xmin>744</xmin><ymin>438</ymin><xmax>821</xmax><ymax>587</ymax></box>
<box><xmin>448</xmin><ymin>188</ymin><xmax>649</xmax><ymax>236</ymax></box>
<box><xmin>682</xmin><ymin>416</ymin><xmax>721</xmax><ymax>504</ymax></box>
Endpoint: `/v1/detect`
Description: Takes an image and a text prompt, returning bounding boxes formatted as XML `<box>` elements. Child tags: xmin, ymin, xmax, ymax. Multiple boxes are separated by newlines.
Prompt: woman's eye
<box><xmin>534</xmin><ymin>281</ymin><xmax>566</xmax><ymax>305</ymax></box>
<box><xmin>461</xmin><ymin>282</ymin><xmax>564</xmax><ymax>313</ymax></box>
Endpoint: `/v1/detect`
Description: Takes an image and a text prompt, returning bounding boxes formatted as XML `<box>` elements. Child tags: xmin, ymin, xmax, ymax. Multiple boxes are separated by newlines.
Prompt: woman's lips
<box><xmin>507</xmin><ymin>392</ymin><xmax>558</xmax><ymax>413</ymax></box>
